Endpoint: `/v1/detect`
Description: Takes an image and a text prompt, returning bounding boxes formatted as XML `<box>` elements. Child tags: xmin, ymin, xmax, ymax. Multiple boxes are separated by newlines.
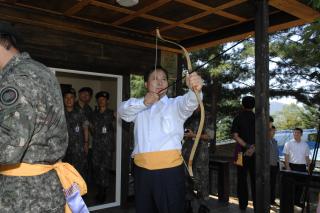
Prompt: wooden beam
<box><xmin>214</xmin><ymin>10</ymin><xmax>246</xmax><ymax>22</ymax></box>
<box><xmin>176</xmin><ymin>0</ymin><xmax>247</xmax><ymax>22</ymax></box>
<box><xmin>64</xmin><ymin>0</ymin><xmax>92</xmax><ymax>16</ymax></box>
<box><xmin>112</xmin><ymin>0</ymin><xmax>170</xmax><ymax>26</ymax></box>
<box><xmin>5</xmin><ymin>0</ymin><xmax>16</xmax><ymax>4</ymax></box>
<box><xmin>141</xmin><ymin>14</ymin><xmax>208</xmax><ymax>33</ymax></box>
<box><xmin>15</xmin><ymin>2</ymin><xmax>62</xmax><ymax>15</ymax></box>
<box><xmin>178</xmin><ymin>9</ymin><xmax>293</xmax><ymax>43</ymax></box>
<box><xmin>71</xmin><ymin>14</ymin><xmax>180</xmax><ymax>41</ymax></box>
<box><xmin>160</xmin><ymin>0</ymin><xmax>247</xmax><ymax>32</ymax></box>
<box><xmin>159</xmin><ymin>10</ymin><xmax>212</xmax><ymax>32</ymax></box>
<box><xmin>0</xmin><ymin>3</ymin><xmax>181</xmax><ymax>53</ymax></box>
<box><xmin>93</xmin><ymin>0</ymin><xmax>208</xmax><ymax>36</ymax></box>
<box><xmin>216</xmin><ymin>0</ymin><xmax>248</xmax><ymax>10</ymax></box>
<box><xmin>14</xmin><ymin>1</ymin><xmax>184</xmax><ymax>42</ymax></box>
<box><xmin>267</xmin><ymin>19</ymin><xmax>306</xmax><ymax>34</ymax></box>
<box><xmin>186</xmin><ymin>19</ymin><xmax>306</xmax><ymax>52</ymax></box>
<box><xmin>269</xmin><ymin>0</ymin><xmax>320</xmax><ymax>22</ymax></box>
<box><xmin>14</xmin><ymin>1</ymin><xmax>177</xmax><ymax>41</ymax></box>
<box><xmin>180</xmin><ymin>23</ymin><xmax>208</xmax><ymax>33</ymax></box>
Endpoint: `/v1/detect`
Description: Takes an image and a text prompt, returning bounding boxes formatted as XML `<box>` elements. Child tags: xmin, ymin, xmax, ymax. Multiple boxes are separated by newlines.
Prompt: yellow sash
<box><xmin>0</xmin><ymin>162</ymin><xmax>87</xmax><ymax>213</ymax></box>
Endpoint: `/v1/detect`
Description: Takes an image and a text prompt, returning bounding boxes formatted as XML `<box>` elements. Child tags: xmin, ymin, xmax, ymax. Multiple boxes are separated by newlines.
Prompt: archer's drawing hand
<box><xmin>186</xmin><ymin>72</ymin><xmax>203</xmax><ymax>92</ymax></box>
<box><xmin>143</xmin><ymin>92</ymin><xmax>159</xmax><ymax>106</ymax></box>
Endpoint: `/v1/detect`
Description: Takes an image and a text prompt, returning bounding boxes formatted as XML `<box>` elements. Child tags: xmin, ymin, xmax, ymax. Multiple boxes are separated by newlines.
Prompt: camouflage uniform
<box><xmin>0</xmin><ymin>53</ymin><xmax>68</xmax><ymax>212</ymax></box>
<box><xmin>91</xmin><ymin>109</ymin><xmax>115</xmax><ymax>187</ymax></box>
<box><xmin>63</xmin><ymin>108</ymin><xmax>88</xmax><ymax>180</ymax></box>
<box><xmin>74</xmin><ymin>102</ymin><xmax>93</xmax><ymax>123</ymax></box>
<box><xmin>182</xmin><ymin>111</ymin><xmax>214</xmax><ymax>200</ymax></box>
<box><xmin>74</xmin><ymin>101</ymin><xmax>93</xmax><ymax>183</ymax></box>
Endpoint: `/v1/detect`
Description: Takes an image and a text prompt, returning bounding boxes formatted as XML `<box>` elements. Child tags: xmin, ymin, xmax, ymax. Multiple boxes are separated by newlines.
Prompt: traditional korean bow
<box><xmin>156</xmin><ymin>29</ymin><xmax>205</xmax><ymax>178</ymax></box>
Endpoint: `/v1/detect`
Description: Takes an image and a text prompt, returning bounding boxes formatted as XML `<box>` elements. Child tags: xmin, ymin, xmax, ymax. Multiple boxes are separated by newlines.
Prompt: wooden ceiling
<box><xmin>0</xmin><ymin>0</ymin><xmax>319</xmax><ymax>53</ymax></box>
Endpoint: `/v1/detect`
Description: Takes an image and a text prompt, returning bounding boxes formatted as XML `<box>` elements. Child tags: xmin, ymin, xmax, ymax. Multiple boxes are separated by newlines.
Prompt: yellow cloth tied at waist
<box><xmin>0</xmin><ymin>162</ymin><xmax>87</xmax><ymax>213</ymax></box>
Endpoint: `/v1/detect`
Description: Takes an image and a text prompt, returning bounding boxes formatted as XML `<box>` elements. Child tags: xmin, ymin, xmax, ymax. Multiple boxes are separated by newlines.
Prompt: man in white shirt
<box><xmin>118</xmin><ymin>66</ymin><xmax>203</xmax><ymax>213</ymax></box>
<box><xmin>283</xmin><ymin>127</ymin><xmax>310</xmax><ymax>206</ymax></box>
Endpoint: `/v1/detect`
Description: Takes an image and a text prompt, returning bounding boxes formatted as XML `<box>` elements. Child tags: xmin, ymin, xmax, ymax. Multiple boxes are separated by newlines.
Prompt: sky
<box><xmin>269</xmin><ymin>96</ymin><xmax>305</xmax><ymax>114</ymax></box>
<box><xmin>270</xmin><ymin>96</ymin><xmax>297</xmax><ymax>104</ymax></box>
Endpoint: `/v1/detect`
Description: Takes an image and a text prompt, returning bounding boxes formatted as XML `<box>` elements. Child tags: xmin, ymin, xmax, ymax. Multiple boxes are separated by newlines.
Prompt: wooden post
<box><xmin>120</xmin><ymin>73</ymin><xmax>131</xmax><ymax>208</ymax></box>
<box><xmin>255</xmin><ymin>0</ymin><xmax>270</xmax><ymax>212</ymax></box>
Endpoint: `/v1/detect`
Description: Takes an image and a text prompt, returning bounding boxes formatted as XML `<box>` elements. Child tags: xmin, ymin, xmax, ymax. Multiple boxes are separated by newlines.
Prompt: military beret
<box><xmin>0</xmin><ymin>21</ymin><xmax>21</xmax><ymax>42</ymax></box>
<box><xmin>95</xmin><ymin>91</ymin><xmax>109</xmax><ymax>100</ymax></box>
<box><xmin>63</xmin><ymin>88</ymin><xmax>76</xmax><ymax>97</ymax></box>
<box><xmin>78</xmin><ymin>87</ymin><xmax>93</xmax><ymax>95</ymax></box>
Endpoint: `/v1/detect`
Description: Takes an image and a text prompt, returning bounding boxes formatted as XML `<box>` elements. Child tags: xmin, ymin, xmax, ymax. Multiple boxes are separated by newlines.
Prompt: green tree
<box><xmin>300</xmin><ymin>105</ymin><xmax>320</xmax><ymax>128</ymax></box>
<box><xmin>269</xmin><ymin>23</ymin><xmax>320</xmax><ymax>105</ymax></box>
<box><xmin>311</xmin><ymin>0</ymin><xmax>320</xmax><ymax>9</ymax></box>
<box><xmin>273</xmin><ymin>104</ymin><xmax>320</xmax><ymax>129</ymax></box>
<box><xmin>130</xmin><ymin>75</ymin><xmax>146</xmax><ymax>98</ymax></box>
<box><xmin>189</xmin><ymin>42</ymin><xmax>254</xmax><ymax>142</ymax></box>
<box><xmin>273</xmin><ymin>104</ymin><xmax>304</xmax><ymax>129</ymax></box>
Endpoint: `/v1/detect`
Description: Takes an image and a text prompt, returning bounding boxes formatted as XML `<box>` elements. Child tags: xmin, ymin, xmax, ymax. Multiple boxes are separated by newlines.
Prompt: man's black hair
<box><xmin>78</xmin><ymin>87</ymin><xmax>93</xmax><ymax>96</ymax></box>
<box><xmin>143</xmin><ymin>65</ymin><xmax>169</xmax><ymax>82</ymax></box>
<box><xmin>63</xmin><ymin>87</ymin><xmax>76</xmax><ymax>97</ymax></box>
<box><xmin>294</xmin><ymin>127</ymin><xmax>303</xmax><ymax>134</ymax></box>
<box><xmin>269</xmin><ymin>116</ymin><xmax>274</xmax><ymax>122</ymax></box>
<box><xmin>0</xmin><ymin>21</ymin><xmax>20</xmax><ymax>50</ymax></box>
<box><xmin>272</xmin><ymin>125</ymin><xmax>276</xmax><ymax>129</ymax></box>
<box><xmin>241</xmin><ymin>96</ymin><xmax>255</xmax><ymax>109</ymax></box>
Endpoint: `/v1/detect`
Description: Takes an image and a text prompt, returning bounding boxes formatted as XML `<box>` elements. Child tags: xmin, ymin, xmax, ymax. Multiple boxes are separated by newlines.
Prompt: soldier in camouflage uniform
<box><xmin>75</xmin><ymin>87</ymin><xmax>94</xmax><ymax>184</ymax></box>
<box><xmin>63</xmin><ymin>88</ymin><xmax>89</xmax><ymax>180</ymax></box>
<box><xmin>182</xmin><ymin>108</ymin><xmax>214</xmax><ymax>212</ymax></box>
<box><xmin>91</xmin><ymin>91</ymin><xmax>115</xmax><ymax>202</ymax></box>
<box><xmin>75</xmin><ymin>87</ymin><xmax>93</xmax><ymax>121</ymax></box>
<box><xmin>0</xmin><ymin>21</ymin><xmax>68</xmax><ymax>212</ymax></box>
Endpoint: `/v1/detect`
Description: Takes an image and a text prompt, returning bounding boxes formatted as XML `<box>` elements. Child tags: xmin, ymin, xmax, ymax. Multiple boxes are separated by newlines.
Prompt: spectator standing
<box><xmin>91</xmin><ymin>91</ymin><xmax>115</xmax><ymax>203</ymax></box>
<box><xmin>283</xmin><ymin>127</ymin><xmax>310</xmax><ymax>206</ymax></box>
<box><xmin>231</xmin><ymin>96</ymin><xmax>256</xmax><ymax>211</ymax></box>
<box><xmin>63</xmin><ymin>88</ymin><xmax>89</xmax><ymax>180</ymax></box>
<box><xmin>269</xmin><ymin>125</ymin><xmax>279</xmax><ymax>205</ymax></box>
<box><xmin>182</xmin><ymin>107</ymin><xmax>214</xmax><ymax>212</ymax></box>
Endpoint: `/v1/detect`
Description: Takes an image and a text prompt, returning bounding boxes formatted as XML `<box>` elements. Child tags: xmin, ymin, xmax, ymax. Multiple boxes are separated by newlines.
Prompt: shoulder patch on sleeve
<box><xmin>0</xmin><ymin>86</ymin><xmax>19</xmax><ymax>106</ymax></box>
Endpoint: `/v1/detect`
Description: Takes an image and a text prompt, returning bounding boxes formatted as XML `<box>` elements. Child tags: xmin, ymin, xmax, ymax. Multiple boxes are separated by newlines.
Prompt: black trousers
<box><xmin>289</xmin><ymin>163</ymin><xmax>307</xmax><ymax>206</ymax></box>
<box><xmin>134</xmin><ymin>164</ymin><xmax>185</xmax><ymax>213</ymax></box>
<box><xmin>270</xmin><ymin>164</ymin><xmax>279</xmax><ymax>204</ymax></box>
<box><xmin>236</xmin><ymin>156</ymin><xmax>255</xmax><ymax>210</ymax></box>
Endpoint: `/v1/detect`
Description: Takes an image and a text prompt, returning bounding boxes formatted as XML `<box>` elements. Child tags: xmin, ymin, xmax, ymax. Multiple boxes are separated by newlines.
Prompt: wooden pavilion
<box><xmin>0</xmin><ymin>0</ymin><xmax>319</xmax><ymax>212</ymax></box>
<box><xmin>0</xmin><ymin>0</ymin><xmax>318</xmax><ymax>72</ymax></box>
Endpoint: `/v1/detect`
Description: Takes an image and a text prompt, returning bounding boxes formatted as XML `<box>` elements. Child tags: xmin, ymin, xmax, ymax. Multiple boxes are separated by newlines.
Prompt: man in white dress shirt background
<box><xmin>118</xmin><ymin>66</ymin><xmax>203</xmax><ymax>213</ymax></box>
<box><xmin>283</xmin><ymin>127</ymin><xmax>310</xmax><ymax>207</ymax></box>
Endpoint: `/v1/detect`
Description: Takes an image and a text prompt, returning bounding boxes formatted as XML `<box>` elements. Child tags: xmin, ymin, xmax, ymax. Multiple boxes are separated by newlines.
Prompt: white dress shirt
<box><xmin>118</xmin><ymin>90</ymin><xmax>202</xmax><ymax>156</ymax></box>
<box><xmin>283</xmin><ymin>139</ymin><xmax>310</xmax><ymax>164</ymax></box>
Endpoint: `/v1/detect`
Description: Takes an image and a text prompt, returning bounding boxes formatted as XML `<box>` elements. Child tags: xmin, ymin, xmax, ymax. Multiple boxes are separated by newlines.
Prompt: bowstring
<box><xmin>154</xmin><ymin>33</ymin><xmax>158</xmax><ymax>82</ymax></box>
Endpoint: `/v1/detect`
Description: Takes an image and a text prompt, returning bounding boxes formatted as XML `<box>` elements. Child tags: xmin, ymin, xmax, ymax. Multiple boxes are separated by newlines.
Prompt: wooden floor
<box><xmin>94</xmin><ymin>196</ymin><xmax>281</xmax><ymax>213</ymax></box>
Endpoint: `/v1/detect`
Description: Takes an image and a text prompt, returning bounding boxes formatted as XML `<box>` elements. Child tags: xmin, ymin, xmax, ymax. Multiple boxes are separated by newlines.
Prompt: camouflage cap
<box><xmin>0</xmin><ymin>21</ymin><xmax>21</xmax><ymax>41</ymax></box>
<box><xmin>95</xmin><ymin>91</ymin><xmax>109</xmax><ymax>100</ymax></box>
